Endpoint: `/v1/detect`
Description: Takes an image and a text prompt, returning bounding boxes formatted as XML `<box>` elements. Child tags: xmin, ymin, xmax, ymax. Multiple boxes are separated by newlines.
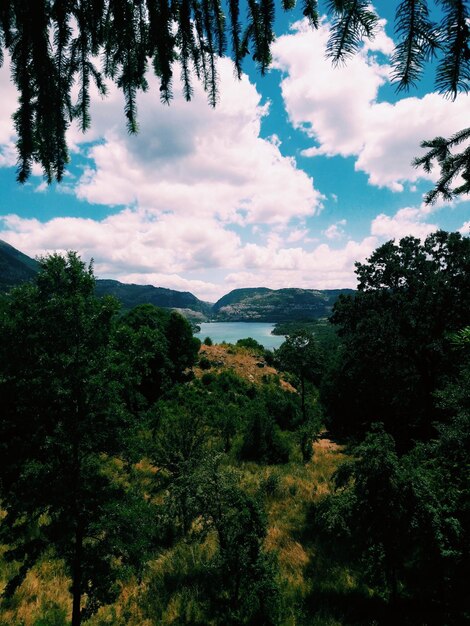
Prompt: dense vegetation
<box><xmin>1</xmin><ymin>230</ymin><xmax>469</xmax><ymax>625</ymax></box>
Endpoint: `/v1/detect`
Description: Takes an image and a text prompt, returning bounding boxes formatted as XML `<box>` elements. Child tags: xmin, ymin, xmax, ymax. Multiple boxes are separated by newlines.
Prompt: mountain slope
<box><xmin>0</xmin><ymin>240</ymin><xmax>212</xmax><ymax>315</ymax></box>
<box><xmin>0</xmin><ymin>241</ymin><xmax>353</xmax><ymax>320</ymax></box>
<box><xmin>0</xmin><ymin>240</ymin><xmax>39</xmax><ymax>292</ymax></box>
<box><xmin>94</xmin><ymin>279</ymin><xmax>212</xmax><ymax>314</ymax></box>
<box><xmin>212</xmin><ymin>287</ymin><xmax>354</xmax><ymax>321</ymax></box>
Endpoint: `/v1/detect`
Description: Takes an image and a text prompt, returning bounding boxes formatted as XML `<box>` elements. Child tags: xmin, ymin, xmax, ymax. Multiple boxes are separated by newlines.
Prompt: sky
<box><xmin>0</xmin><ymin>2</ymin><xmax>469</xmax><ymax>302</ymax></box>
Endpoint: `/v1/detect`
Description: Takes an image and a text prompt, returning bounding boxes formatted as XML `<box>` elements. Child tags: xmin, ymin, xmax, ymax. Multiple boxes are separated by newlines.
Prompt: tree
<box><xmin>275</xmin><ymin>330</ymin><xmax>322</xmax><ymax>423</ymax></box>
<box><xmin>196</xmin><ymin>461</ymin><xmax>280</xmax><ymax>626</ymax></box>
<box><xmin>0</xmin><ymin>252</ymin><xmax>154</xmax><ymax>625</ymax></box>
<box><xmin>324</xmin><ymin>230</ymin><xmax>470</xmax><ymax>447</ymax></box>
<box><xmin>314</xmin><ymin>424</ymin><xmax>409</xmax><ymax>603</ymax></box>
<box><xmin>1</xmin><ymin>0</ymin><xmax>469</xmax><ymax>202</ymax></box>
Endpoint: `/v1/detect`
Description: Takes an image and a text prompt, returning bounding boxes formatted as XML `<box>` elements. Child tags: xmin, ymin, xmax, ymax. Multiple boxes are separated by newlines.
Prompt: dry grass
<box><xmin>0</xmin><ymin>558</ymin><xmax>70</xmax><ymax>626</ymax></box>
<box><xmin>239</xmin><ymin>437</ymin><xmax>346</xmax><ymax>612</ymax></box>
<box><xmin>195</xmin><ymin>344</ymin><xmax>296</xmax><ymax>391</ymax></box>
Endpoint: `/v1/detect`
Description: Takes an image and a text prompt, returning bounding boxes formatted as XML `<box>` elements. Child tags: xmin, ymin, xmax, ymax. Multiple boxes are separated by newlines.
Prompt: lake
<box><xmin>195</xmin><ymin>322</ymin><xmax>286</xmax><ymax>350</ymax></box>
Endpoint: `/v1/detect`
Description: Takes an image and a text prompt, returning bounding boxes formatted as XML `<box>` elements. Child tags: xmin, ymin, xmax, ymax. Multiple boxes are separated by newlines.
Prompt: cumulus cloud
<box><xmin>273</xmin><ymin>19</ymin><xmax>470</xmax><ymax>192</ymax></box>
<box><xmin>66</xmin><ymin>58</ymin><xmax>323</xmax><ymax>226</ymax></box>
<box><xmin>370</xmin><ymin>204</ymin><xmax>439</xmax><ymax>240</ymax></box>
<box><xmin>324</xmin><ymin>219</ymin><xmax>347</xmax><ymax>240</ymax></box>
<box><xmin>0</xmin><ymin>205</ymin><xmax>378</xmax><ymax>299</ymax></box>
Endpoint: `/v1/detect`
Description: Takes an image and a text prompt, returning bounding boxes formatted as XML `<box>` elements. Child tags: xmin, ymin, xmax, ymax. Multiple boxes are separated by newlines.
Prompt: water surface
<box><xmin>195</xmin><ymin>322</ymin><xmax>285</xmax><ymax>350</ymax></box>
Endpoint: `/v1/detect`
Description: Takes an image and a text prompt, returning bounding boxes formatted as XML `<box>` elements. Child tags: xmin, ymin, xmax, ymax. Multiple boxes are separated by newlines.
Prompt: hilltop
<box><xmin>212</xmin><ymin>287</ymin><xmax>354</xmax><ymax>321</ymax></box>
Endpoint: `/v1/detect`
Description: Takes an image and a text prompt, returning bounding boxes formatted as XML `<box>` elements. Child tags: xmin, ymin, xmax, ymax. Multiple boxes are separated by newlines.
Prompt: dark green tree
<box><xmin>1</xmin><ymin>0</ymin><xmax>470</xmax><ymax>202</ymax></box>
<box><xmin>0</xmin><ymin>252</ymin><xmax>154</xmax><ymax>625</ymax></box>
<box><xmin>275</xmin><ymin>330</ymin><xmax>322</xmax><ymax>423</ymax></box>
<box><xmin>315</xmin><ymin>425</ymin><xmax>408</xmax><ymax>603</ymax></box>
<box><xmin>324</xmin><ymin>230</ymin><xmax>470</xmax><ymax>447</ymax></box>
<box><xmin>194</xmin><ymin>460</ymin><xmax>280</xmax><ymax>625</ymax></box>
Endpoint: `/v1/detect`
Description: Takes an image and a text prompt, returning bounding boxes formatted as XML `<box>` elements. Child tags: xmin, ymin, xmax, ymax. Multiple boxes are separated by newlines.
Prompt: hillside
<box><xmin>212</xmin><ymin>287</ymin><xmax>354</xmax><ymax>321</ymax></box>
<box><xmin>0</xmin><ymin>241</ymin><xmax>353</xmax><ymax>321</ymax></box>
<box><xmin>195</xmin><ymin>343</ymin><xmax>296</xmax><ymax>390</ymax></box>
<box><xmin>0</xmin><ymin>240</ymin><xmax>39</xmax><ymax>292</ymax></box>
<box><xmin>94</xmin><ymin>279</ymin><xmax>212</xmax><ymax>315</ymax></box>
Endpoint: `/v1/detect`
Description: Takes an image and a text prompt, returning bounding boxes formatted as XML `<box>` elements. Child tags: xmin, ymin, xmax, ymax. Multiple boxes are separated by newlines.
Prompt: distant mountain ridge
<box><xmin>212</xmin><ymin>287</ymin><xmax>354</xmax><ymax>321</ymax></box>
<box><xmin>0</xmin><ymin>241</ymin><xmax>353</xmax><ymax>320</ymax></box>
<box><xmin>0</xmin><ymin>240</ymin><xmax>40</xmax><ymax>292</ymax></box>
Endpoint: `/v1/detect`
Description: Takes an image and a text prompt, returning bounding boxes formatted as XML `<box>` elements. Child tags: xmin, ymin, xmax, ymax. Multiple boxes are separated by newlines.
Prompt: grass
<box><xmin>0</xmin><ymin>348</ymin><xmax>351</xmax><ymax>626</ymax></box>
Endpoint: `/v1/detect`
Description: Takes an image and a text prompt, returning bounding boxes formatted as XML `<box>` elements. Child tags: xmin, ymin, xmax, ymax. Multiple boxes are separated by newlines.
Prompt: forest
<box><xmin>0</xmin><ymin>229</ymin><xmax>469</xmax><ymax>626</ymax></box>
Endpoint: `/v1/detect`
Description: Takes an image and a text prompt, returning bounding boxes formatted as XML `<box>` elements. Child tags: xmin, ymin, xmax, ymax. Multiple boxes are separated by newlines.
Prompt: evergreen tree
<box><xmin>1</xmin><ymin>0</ymin><xmax>469</xmax><ymax>201</ymax></box>
<box><xmin>0</xmin><ymin>252</ymin><xmax>154</xmax><ymax>625</ymax></box>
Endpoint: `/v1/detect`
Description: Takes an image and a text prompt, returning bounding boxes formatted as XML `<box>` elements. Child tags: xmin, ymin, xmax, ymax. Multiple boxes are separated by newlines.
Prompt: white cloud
<box><xmin>370</xmin><ymin>205</ymin><xmax>439</xmax><ymax>240</ymax></box>
<box><xmin>459</xmin><ymin>221</ymin><xmax>470</xmax><ymax>235</ymax></box>
<box><xmin>0</xmin><ymin>205</ymin><xmax>378</xmax><ymax>299</ymax></box>
<box><xmin>324</xmin><ymin>219</ymin><xmax>347</xmax><ymax>240</ymax></box>
<box><xmin>273</xmin><ymin>19</ymin><xmax>470</xmax><ymax>192</ymax></box>
<box><xmin>68</xmin><ymin>58</ymin><xmax>323</xmax><ymax>227</ymax></box>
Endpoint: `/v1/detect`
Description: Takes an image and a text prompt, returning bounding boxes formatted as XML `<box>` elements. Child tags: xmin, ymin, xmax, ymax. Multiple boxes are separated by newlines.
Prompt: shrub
<box><xmin>199</xmin><ymin>356</ymin><xmax>212</xmax><ymax>370</ymax></box>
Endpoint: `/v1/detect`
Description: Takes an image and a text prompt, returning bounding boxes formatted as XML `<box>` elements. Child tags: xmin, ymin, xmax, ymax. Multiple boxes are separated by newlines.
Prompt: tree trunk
<box><xmin>71</xmin><ymin>522</ymin><xmax>83</xmax><ymax>626</ymax></box>
<box><xmin>301</xmin><ymin>374</ymin><xmax>306</xmax><ymax>422</ymax></box>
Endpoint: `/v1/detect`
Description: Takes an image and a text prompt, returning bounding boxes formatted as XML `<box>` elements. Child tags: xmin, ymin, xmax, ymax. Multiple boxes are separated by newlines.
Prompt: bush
<box><xmin>237</xmin><ymin>337</ymin><xmax>265</xmax><ymax>352</ymax></box>
<box><xmin>240</xmin><ymin>404</ymin><xmax>290</xmax><ymax>465</ymax></box>
<box><xmin>199</xmin><ymin>356</ymin><xmax>212</xmax><ymax>370</ymax></box>
<box><xmin>203</xmin><ymin>336</ymin><xmax>213</xmax><ymax>346</ymax></box>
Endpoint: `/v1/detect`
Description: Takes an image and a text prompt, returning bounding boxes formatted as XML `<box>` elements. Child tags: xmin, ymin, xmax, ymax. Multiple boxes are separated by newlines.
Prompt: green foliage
<box><xmin>236</xmin><ymin>336</ymin><xmax>265</xmax><ymax>352</ymax></box>
<box><xmin>199</xmin><ymin>355</ymin><xmax>212</xmax><ymax>369</ymax></box>
<box><xmin>324</xmin><ymin>230</ymin><xmax>470</xmax><ymax>447</ymax></box>
<box><xmin>0</xmin><ymin>253</ymin><xmax>155</xmax><ymax>625</ymax></box>
<box><xmin>203</xmin><ymin>335</ymin><xmax>213</xmax><ymax>346</ymax></box>
<box><xmin>314</xmin><ymin>339</ymin><xmax>470</xmax><ymax>621</ymax></box>
<box><xmin>190</xmin><ymin>460</ymin><xmax>281</xmax><ymax>625</ymax></box>
<box><xmin>239</xmin><ymin>400</ymin><xmax>291</xmax><ymax>464</ymax></box>
<box><xmin>115</xmin><ymin>304</ymin><xmax>200</xmax><ymax>409</ymax></box>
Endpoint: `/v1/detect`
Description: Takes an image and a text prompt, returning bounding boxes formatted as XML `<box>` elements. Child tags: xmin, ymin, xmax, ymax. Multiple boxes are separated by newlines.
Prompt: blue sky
<box><xmin>0</xmin><ymin>1</ymin><xmax>469</xmax><ymax>301</ymax></box>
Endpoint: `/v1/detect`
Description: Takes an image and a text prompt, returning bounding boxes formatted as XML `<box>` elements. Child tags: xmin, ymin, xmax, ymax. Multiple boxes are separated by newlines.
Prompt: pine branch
<box><xmin>302</xmin><ymin>0</ymin><xmax>319</xmax><ymax>28</ymax></box>
<box><xmin>326</xmin><ymin>0</ymin><xmax>379</xmax><ymax>65</ymax></box>
<box><xmin>414</xmin><ymin>127</ymin><xmax>470</xmax><ymax>203</ymax></box>
<box><xmin>435</xmin><ymin>0</ymin><xmax>470</xmax><ymax>99</ymax></box>
<box><xmin>391</xmin><ymin>0</ymin><xmax>439</xmax><ymax>91</ymax></box>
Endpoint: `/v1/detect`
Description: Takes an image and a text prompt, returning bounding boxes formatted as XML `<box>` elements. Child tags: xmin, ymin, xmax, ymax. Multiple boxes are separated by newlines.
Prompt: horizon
<box><xmin>0</xmin><ymin>1</ymin><xmax>469</xmax><ymax>301</ymax></box>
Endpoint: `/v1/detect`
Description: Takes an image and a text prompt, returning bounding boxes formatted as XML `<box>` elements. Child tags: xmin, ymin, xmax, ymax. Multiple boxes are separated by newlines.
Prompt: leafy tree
<box><xmin>114</xmin><ymin>304</ymin><xmax>200</xmax><ymax>410</ymax></box>
<box><xmin>165</xmin><ymin>309</ymin><xmax>201</xmax><ymax>383</ymax></box>
<box><xmin>314</xmin><ymin>329</ymin><xmax>470</xmax><ymax>622</ymax></box>
<box><xmin>0</xmin><ymin>252</ymin><xmax>154</xmax><ymax>625</ymax></box>
<box><xmin>114</xmin><ymin>304</ymin><xmax>173</xmax><ymax>409</ymax></box>
<box><xmin>275</xmin><ymin>330</ymin><xmax>322</xmax><ymax>422</ymax></box>
<box><xmin>239</xmin><ymin>399</ymin><xmax>290</xmax><ymax>464</ymax></box>
<box><xmin>324</xmin><ymin>230</ymin><xmax>470</xmax><ymax>447</ymax></box>
<box><xmin>1</xmin><ymin>0</ymin><xmax>470</xmax><ymax>202</ymax></box>
<box><xmin>194</xmin><ymin>460</ymin><xmax>280</xmax><ymax>625</ymax></box>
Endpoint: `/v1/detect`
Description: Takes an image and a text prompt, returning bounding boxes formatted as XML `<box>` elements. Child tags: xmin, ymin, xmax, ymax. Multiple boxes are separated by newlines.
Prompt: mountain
<box><xmin>0</xmin><ymin>240</ymin><xmax>212</xmax><ymax>316</ymax></box>
<box><xmin>0</xmin><ymin>239</ymin><xmax>39</xmax><ymax>292</ymax></box>
<box><xmin>0</xmin><ymin>241</ymin><xmax>353</xmax><ymax>321</ymax></box>
<box><xmin>212</xmin><ymin>287</ymin><xmax>354</xmax><ymax>321</ymax></box>
<box><xmin>94</xmin><ymin>279</ymin><xmax>212</xmax><ymax>315</ymax></box>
